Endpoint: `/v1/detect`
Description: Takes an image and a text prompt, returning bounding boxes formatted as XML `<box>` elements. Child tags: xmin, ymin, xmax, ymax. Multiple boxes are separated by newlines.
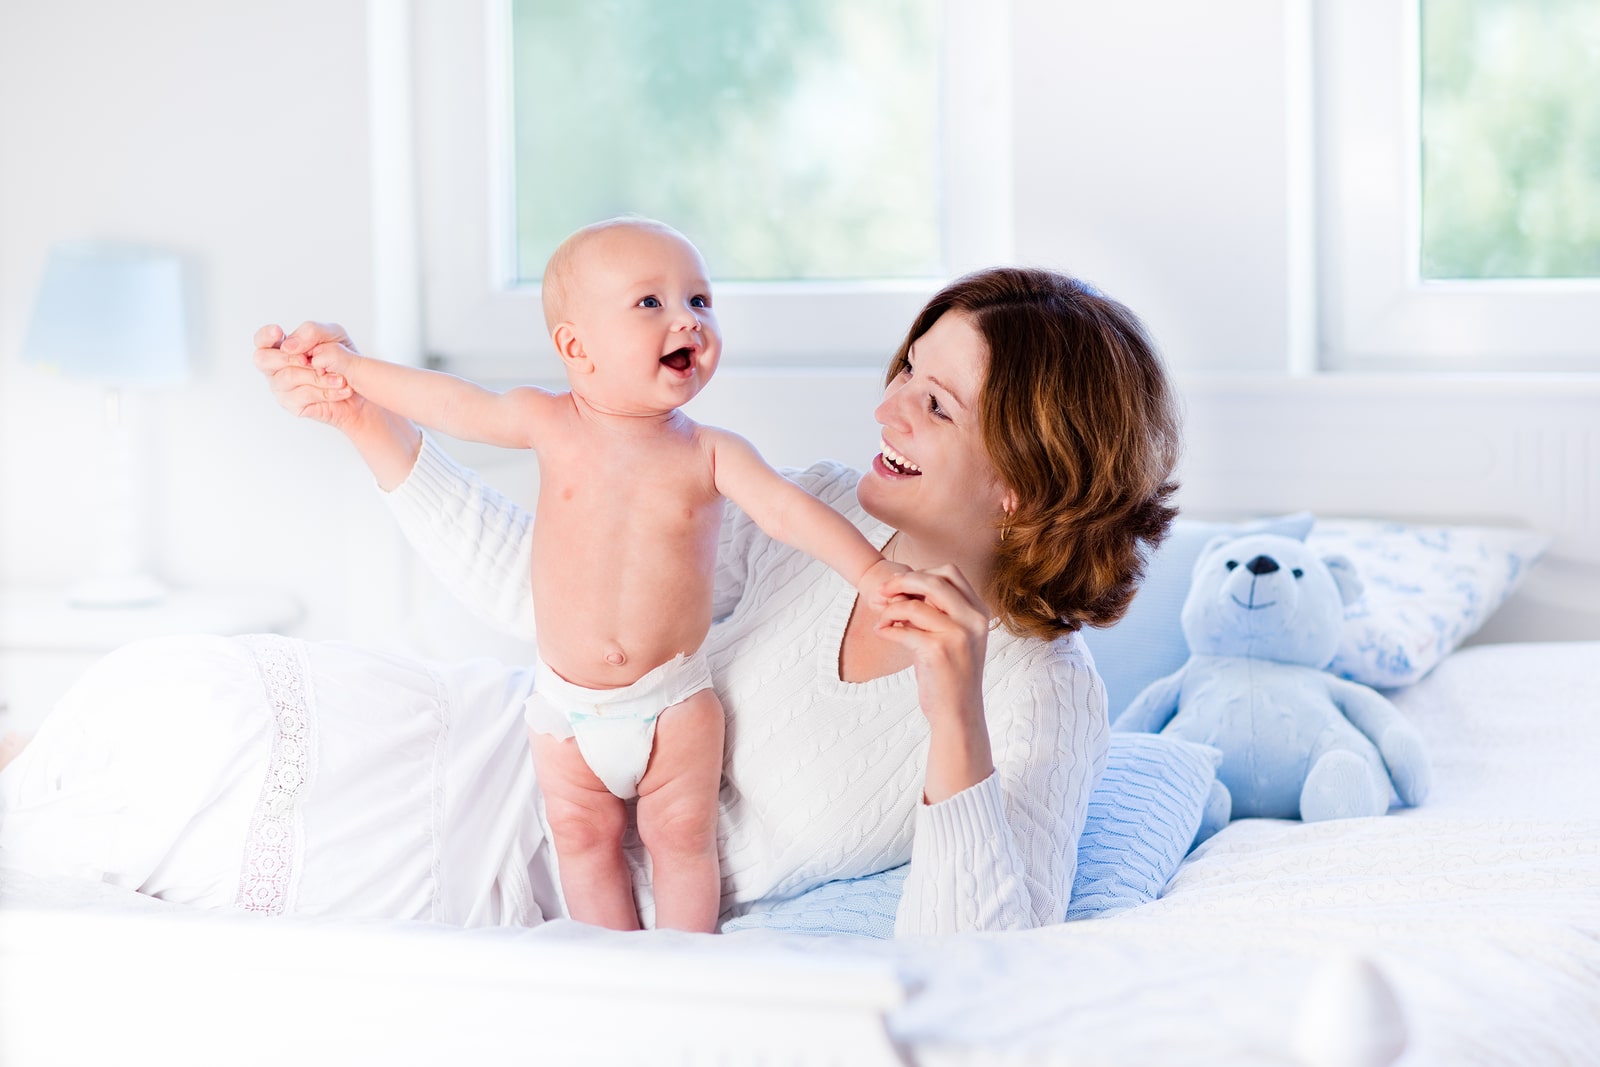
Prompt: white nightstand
<box><xmin>0</xmin><ymin>586</ymin><xmax>303</xmax><ymax>734</ymax></box>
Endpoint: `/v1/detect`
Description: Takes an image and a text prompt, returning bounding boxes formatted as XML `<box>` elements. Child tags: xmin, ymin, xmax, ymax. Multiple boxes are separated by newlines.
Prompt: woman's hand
<box><xmin>252</xmin><ymin>321</ymin><xmax>423</xmax><ymax>491</ymax></box>
<box><xmin>875</xmin><ymin>565</ymin><xmax>996</xmax><ymax>803</ymax></box>
<box><xmin>253</xmin><ymin>321</ymin><xmax>362</xmax><ymax>433</ymax></box>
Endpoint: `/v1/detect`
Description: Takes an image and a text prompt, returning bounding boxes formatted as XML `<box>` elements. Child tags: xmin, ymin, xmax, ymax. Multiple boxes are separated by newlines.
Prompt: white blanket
<box><xmin>2</xmin><ymin>642</ymin><xmax>1597</xmax><ymax>1066</ymax></box>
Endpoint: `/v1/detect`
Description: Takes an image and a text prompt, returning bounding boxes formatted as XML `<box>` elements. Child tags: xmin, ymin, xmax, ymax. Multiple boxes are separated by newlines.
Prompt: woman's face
<box><xmin>858</xmin><ymin>310</ymin><xmax>1012</xmax><ymax>549</ymax></box>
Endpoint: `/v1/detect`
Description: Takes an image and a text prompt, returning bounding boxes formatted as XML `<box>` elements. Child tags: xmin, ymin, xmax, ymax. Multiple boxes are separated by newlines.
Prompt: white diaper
<box><xmin>523</xmin><ymin>651</ymin><xmax>714</xmax><ymax>800</ymax></box>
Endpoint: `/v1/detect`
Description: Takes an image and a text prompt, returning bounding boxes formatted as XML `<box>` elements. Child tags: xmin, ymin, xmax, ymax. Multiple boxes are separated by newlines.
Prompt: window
<box><xmin>509</xmin><ymin>0</ymin><xmax>941</xmax><ymax>283</ymax></box>
<box><xmin>411</xmin><ymin>0</ymin><xmax>1011</xmax><ymax>378</ymax></box>
<box><xmin>1317</xmin><ymin>0</ymin><xmax>1600</xmax><ymax>370</ymax></box>
<box><xmin>1419</xmin><ymin>0</ymin><xmax>1600</xmax><ymax>281</ymax></box>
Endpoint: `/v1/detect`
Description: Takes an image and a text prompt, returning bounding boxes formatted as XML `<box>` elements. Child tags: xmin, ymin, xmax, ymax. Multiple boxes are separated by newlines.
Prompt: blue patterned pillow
<box><xmin>1080</xmin><ymin>512</ymin><xmax>1315</xmax><ymax>720</ymax></box>
<box><xmin>720</xmin><ymin>733</ymin><xmax>1220</xmax><ymax>937</ymax></box>
<box><xmin>1310</xmin><ymin>520</ymin><xmax>1550</xmax><ymax>688</ymax></box>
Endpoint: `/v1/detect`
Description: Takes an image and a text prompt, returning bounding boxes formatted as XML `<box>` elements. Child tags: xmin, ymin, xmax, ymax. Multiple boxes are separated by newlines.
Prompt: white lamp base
<box><xmin>72</xmin><ymin>389</ymin><xmax>169</xmax><ymax>610</ymax></box>
<box><xmin>66</xmin><ymin>572</ymin><xmax>169</xmax><ymax>609</ymax></box>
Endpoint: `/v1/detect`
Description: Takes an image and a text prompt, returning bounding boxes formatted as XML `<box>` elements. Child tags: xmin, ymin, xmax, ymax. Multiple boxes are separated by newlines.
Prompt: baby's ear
<box><xmin>552</xmin><ymin>322</ymin><xmax>590</xmax><ymax>372</ymax></box>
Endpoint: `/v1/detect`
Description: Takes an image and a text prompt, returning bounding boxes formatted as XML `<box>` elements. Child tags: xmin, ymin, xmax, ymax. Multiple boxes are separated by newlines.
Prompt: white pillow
<box><xmin>1311</xmin><ymin>520</ymin><xmax>1551</xmax><ymax>688</ymax></box>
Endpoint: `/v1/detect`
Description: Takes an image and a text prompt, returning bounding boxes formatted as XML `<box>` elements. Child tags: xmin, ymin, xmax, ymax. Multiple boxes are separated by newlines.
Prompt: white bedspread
<box><xmin>3</xmin><ymin>642</ymin><xmax>1597</xmax><ymax>1066</ymax></box>
<box><xmin>890</xmin><ymin>641</ymin><xmax>1600</xmax><ymax>1064</ymax></box>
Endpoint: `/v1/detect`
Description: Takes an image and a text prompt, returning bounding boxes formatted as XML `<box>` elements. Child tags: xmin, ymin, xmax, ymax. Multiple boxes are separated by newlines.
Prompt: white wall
<box><xmin>0</xmin><ymin>1</ymin><xmax>1315</xmax><ymax>644</ymax></box>
<box><xmin>0</xmin><ymin>0</ymin><xmax>409</xmax><ymax>642</ymax></box>
<box><xmin>1011</xmin><ymin>0</ymin><xmax>1310</xmax><ymax>375</ymax></box>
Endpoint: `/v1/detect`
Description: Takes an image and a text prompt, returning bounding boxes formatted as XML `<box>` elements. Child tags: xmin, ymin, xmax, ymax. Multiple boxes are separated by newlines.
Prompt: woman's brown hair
<box><xmin>886</xmin><ymin>268</ymin><xmax>1181</xmax><ymax>640</ymax></box>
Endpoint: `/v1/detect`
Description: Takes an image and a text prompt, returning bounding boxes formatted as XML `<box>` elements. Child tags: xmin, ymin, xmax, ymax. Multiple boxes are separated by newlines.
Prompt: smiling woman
<box><xmin>873</xmin><ymin>270</ymin><xmax>1181</xmax><ymax>641</ymax></box>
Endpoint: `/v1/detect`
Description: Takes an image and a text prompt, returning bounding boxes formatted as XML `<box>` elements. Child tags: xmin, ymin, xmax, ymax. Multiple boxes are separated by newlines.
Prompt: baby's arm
<box><xmin>308</xmin><ymin>343</ymin><xmax>560</xmax><ymax>450</ymax></box>
<box><xmin>705</xmin><ymin>430</ymin><xmax>905</xmax><ymax>598</ymax></box>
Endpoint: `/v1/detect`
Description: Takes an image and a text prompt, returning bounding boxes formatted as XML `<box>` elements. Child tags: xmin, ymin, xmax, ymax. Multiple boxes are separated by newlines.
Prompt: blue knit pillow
<box><xmin>720</xmin><ymin>733</ymin><xmax>1220</xmax><ymax>936</ymax></box>
<box><xmin>1063</xmin><ymin>732</ymin><xmax>1220</xmax><ymax>919</ymax></box>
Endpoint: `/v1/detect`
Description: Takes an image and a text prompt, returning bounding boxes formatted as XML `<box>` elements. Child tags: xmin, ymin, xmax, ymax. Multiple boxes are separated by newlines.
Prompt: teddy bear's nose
<box><xmin>1246</xmin><ymin>555</ymin><xmax>1280</xmax><ymax>576</ymax></box>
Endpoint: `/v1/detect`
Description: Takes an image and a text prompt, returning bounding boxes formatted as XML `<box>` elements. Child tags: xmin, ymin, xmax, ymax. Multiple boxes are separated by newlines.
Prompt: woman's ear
<box><xmin>999</xmin><ymin>488</ymin><xmax>1019</xmax><ymax>517</ymax></box>
<box><xmin>552</xmin><ymin>322</ymin><xmax>591</xmax><ymax>373</ymax></box>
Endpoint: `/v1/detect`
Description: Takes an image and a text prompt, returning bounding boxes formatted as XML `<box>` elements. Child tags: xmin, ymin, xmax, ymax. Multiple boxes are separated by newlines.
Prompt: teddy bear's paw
<box><xmin>1379</xmin><ymin>724</ymin><xmax>1432</xmax><ymax>807</ymax></box>
<box><xmin>1301</xmin><ymin>750</ymin><xmax>1390</xmax><ymax>822</ymax></box>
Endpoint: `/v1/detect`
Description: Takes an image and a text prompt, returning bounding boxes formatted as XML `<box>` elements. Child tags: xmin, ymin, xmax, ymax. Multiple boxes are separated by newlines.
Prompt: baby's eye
<box><xmin>690</xmin><ymin>295</ymin><xmax>710</xmax><ymax>308</ymax></box>
<box><xmin>637</xmin><ymin>296</ymin><xmax>662</xmax><ymax>309</ymax></box>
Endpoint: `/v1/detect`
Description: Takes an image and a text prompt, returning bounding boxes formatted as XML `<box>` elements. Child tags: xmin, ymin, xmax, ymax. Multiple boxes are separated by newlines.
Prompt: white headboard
<box><xmin>398</xmin><ymin>371</ymin><xmax>1600</xmax><ymax>660</ymax></box>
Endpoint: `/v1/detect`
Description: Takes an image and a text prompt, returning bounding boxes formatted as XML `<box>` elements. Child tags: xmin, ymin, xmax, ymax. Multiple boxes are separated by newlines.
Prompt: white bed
<box><xmin>2</xmin><ymin>641</ymin><xmax>1595</xmax><ymax>1065</ymax></box>
<box><xmin>2</xmin><ymin>377</ymin><xmax>1598</xmax><ymax>1066</ymax></box>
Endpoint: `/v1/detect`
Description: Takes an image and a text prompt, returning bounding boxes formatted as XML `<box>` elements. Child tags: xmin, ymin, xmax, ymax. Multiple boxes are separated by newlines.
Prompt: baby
<box><xmin>302</xmin><ymin>218</ymin><xmax>902</xmax><ymax>933</ymax></box>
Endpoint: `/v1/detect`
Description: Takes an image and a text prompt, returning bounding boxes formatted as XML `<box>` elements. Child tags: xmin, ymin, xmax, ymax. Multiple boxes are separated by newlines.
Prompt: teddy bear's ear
<box><xmin>1323</xmin><ymin>554</ymin><xmax>1364</xmax><ymax>606</ymax></box>
<box><xmin>1191</xmin><ymin>533</ymin><xmax>1240</xmax><ymax>578</ymax></box>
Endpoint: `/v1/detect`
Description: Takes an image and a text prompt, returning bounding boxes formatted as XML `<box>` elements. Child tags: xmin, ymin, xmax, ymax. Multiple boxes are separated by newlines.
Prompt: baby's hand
<box><xmin>858</xmin><ymin>557</ymin><xmax>912</xmax><ymax>608</ymax></box>
<box><xmin>307</xmin><ymin>340</ymin><xmax>359</xmax><ymax>377</ymax></box>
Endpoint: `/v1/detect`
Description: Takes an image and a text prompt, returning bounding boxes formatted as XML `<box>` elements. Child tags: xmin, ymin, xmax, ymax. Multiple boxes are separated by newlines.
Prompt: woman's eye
<box><xmin>638</xmin><ymin>296</ymin><xmax>661</xmax><ymax>309</ymax></box>
<box><xmin>927</xmin><ymin>394</ymin><xmax>950</xmax><ymax>421</ymax></box>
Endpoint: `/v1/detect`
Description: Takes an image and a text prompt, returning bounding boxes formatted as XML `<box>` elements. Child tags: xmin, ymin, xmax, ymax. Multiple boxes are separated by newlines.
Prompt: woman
<box><xmin>0</xmin><ymin>268</ymin><xmax>1179</xmax><ymax>935</ymax></box>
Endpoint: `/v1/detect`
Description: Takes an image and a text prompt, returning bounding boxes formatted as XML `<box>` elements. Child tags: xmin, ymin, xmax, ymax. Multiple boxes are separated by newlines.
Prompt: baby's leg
<box><xmin>528</xmin><ymin>727</ymin><xmax>639</xmax><ymax>931</ymax></box>
<box><xmin>635</xmin><ymin>688</ymin><xmax>724</xmax><ymax>933</ymax></box>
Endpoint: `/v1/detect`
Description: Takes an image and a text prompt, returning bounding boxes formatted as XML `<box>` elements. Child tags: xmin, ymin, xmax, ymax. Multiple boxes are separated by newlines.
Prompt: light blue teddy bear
<box><xmin>1112</xmin><ymin>532</ymin><xmax>1431</xmax><ymax>844</ymax></box>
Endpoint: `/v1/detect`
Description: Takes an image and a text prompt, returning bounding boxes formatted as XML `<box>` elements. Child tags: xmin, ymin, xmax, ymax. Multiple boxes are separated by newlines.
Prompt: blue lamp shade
<box><xmin>23</xmin><ymin>242</ymin><xmax>190</xmax><ymax>387</ymax></box>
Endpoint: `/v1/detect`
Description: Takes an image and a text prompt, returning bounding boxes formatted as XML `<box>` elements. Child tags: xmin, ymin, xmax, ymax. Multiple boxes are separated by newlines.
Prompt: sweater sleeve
<box><xmin>894</xmin><ymin>645</ymin><xmax>1109</xmax><ymax>935</ymax></box>
<box><xmin>380</xmin><ymin>434</ymin><xmax>539</xmax><ymax>641</ymax></box>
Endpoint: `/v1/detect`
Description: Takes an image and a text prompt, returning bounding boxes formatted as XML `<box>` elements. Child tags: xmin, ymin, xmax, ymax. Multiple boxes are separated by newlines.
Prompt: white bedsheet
<box><xmin>889</xmin><ymin>641</ymin><xmax>1600</xmax><ymax>1064</ymax></box>
<box><xmin>2</xmin><ymin>642</ymin><xmax>1597</xmax><ymax>1066</ymax></box>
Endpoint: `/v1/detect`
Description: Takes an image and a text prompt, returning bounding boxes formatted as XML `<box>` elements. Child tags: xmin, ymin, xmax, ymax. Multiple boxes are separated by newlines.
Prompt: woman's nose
<box><xmin>875</xmin><ymin>384</ymin><xmax>911</xmax><ymax>432</ymax></box>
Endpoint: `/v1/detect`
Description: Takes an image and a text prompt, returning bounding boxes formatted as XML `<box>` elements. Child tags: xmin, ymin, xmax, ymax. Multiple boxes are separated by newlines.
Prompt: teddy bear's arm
<box><xmin>1110</xmin><ymin>666</ymin><xmax>1187</xmax><ymax>734</ymax></box>
<box><xmin>1325</xmin><ymin>676</ymin><xmax>1432</xmax><ymax>807</ymax></box>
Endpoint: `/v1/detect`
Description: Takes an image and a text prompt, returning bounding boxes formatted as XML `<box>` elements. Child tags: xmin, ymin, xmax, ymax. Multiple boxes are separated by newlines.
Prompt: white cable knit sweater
<box><xmin>387</xmin><ymin>437</ymin><xmax>1109</xmax><ymax>934</ymax></box>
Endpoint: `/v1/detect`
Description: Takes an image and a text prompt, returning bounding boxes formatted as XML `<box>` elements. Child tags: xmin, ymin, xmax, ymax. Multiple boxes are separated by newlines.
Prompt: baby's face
<box><xmin>563</xmin><ymin>226</ymin><xmax>721</xmax><ymax>416</ymax></box>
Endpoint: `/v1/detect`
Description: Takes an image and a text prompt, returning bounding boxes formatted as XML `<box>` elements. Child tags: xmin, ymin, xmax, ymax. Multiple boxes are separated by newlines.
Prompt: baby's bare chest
<box><xmin>534</xmin><ymin>426</ymin><xmax>722</xmax><ymax>538</ymax></box>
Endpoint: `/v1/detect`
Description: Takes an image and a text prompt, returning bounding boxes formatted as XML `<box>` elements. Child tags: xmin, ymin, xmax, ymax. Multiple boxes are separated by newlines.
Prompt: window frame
<box><xmin>410</xmin><ymin>0</ymin><xmax>1013</xmax><ymax>379</ymax></box>
<box><xmin>1315</xmin><ymin>0</ymin><xmax>1600</xmax><ymax>372</ymax></box>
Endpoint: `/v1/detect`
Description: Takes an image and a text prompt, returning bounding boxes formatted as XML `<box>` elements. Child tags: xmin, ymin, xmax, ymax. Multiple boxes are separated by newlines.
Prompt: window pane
<box><xmin>1420</xmin><ymin>0</ymin><xmax>1600</xmax><ymax>280</ymax></box>
<box><xmin>509</xmin><ymin>0</ymin><xmax>942</xmax><ymax>283</ymax></box>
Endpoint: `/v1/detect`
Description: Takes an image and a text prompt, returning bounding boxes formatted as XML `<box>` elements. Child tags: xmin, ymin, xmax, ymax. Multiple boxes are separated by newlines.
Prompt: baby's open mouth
<box><xmin>660</xmin><ymin>348</ymin><xmax>693</xmax><ymax>372</ymax></box>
